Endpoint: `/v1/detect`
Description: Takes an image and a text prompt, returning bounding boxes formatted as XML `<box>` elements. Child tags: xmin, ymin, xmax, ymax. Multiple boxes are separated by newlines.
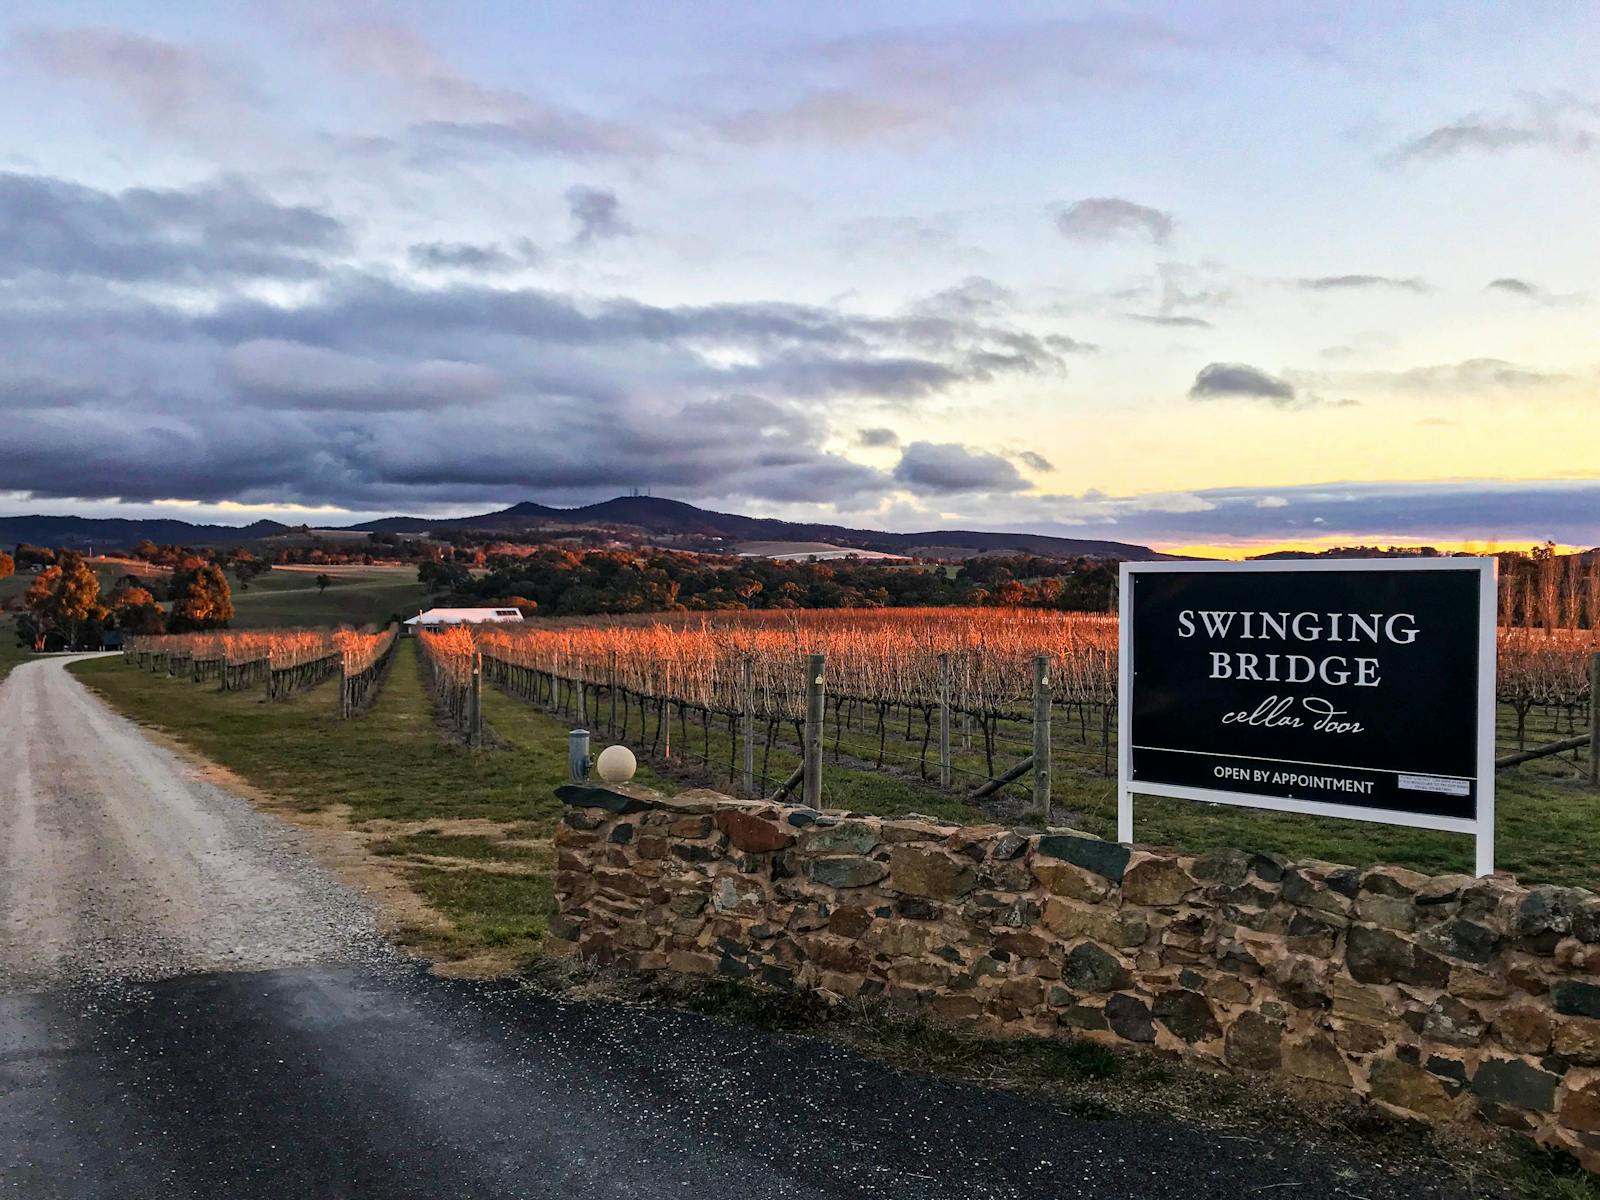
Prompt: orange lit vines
<box><xmin>475</xmin><ymin>608</ymin><xmax>1599</xmax><ymax>716</ymax></box>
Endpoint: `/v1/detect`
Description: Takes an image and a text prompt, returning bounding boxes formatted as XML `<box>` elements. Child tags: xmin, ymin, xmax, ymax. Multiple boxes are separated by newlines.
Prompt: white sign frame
<box><xmin>1117</xmin><ymin>557</ymin><xmax>1498</xmax><ymax>876</ymax></box>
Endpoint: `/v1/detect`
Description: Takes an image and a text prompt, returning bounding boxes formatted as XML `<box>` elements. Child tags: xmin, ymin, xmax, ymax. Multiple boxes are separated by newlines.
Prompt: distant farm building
<box><xmin>404</xmin><ymin>607</ymin><xmax>525</xmax><ymax>632</ymax></box>
<box><xmin>736</xmin><ymin>541</ymin><xmax>911</xmax><ymax>563</ymax></box>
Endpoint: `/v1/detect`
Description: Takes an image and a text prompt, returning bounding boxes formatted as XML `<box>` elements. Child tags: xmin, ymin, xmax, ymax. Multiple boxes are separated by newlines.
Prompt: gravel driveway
<box><xmin>0</xmin><ymin>655</ymin><xmax>380</xmax><ymax>994</ymax></box>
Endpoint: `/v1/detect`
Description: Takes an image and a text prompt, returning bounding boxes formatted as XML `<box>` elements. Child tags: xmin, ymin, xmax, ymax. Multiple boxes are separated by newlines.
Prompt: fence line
<box><xmin>122</xmin><ymin>626</ymin><xmax>401</xmax><ymax>717</ymax></box>
<box><xmin>481</xmin><ymin>649</ymin><xmax>1063</xmax><ymax>815</ymax></box>
<box><xmin>340</xmin><ymin>625</ymin><xmax>401</xmax><ymax>717</ymax></box>
<box><xmin>418</xmin><ymin>627</ymin><xmax>483</xmax><ymax>744</ymax></box>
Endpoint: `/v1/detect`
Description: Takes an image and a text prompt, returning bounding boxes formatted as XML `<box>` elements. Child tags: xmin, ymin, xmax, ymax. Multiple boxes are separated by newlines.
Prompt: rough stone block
<box><xmin>1346</xmin><ymin>924</ymin><xmax>1449</xmax><ymax>988</ymax></box>
<box><xmin>1331</xmin><ymin>976</ymin><xmax>1399</xmax><ymax>1024</ymax></box>
<box><xmin>1369</xmin><ymin>1057</ymin><xmax>1461</xmax><ymax>1121</ymax></box>
<box><xmin>862</xmin><ymin>920</ymin><xmax>932</xmax><ymax>959</ymax></box>
<box><xmin>888</xmin><ymin>846</ymin><xmax>978</xmax><ymax>899</ymax></box>
<box><xmin>1421</xmin><ymin>996</ymin><xmax>1488</xmax><ymax>1047</ymax></box>
<box><xmin>1121</xmin><ymin>855</ymin><xmax>1196</xmax><ymax>906</ymax></box>
<box><xmin>826</xmin><ymin>905</ymin><xmax>874</xmax><ymax>938</ymax></box>
<box><xmin>1472</xmin><ymin>1058</ymin><xmax>1560</xmax><ymax>1113</ymax></box>
<box><xmin>1285</xmin><ymin>1034</ymin><xmax>1352</xmax><ymax>1088</ymax></box>
<box><xmin>1562</xmin><ymin>1081</ymin><xmax>1600</xmax><ymax>1134</ymax></box>
<box><xmin>1553</xmin><ymin>1017</ymin><xmax>1600</xmax><ymax>1066</ymax></box>
<box><xmin>802</xmin><ymin>856</ymin><xmax>888</xmax><ymax>889</ymax></box>
<box><xmin>667</xmin><ymin>950</ymin><xmax>719</xmax><ymax>975</ymax></box>
<box><xmin>1191</xmin><ymin>848</ymin><xmax>1251</xmax><ymax>888</ymax></box>
<box><xmin>995</xmin><ymin>930</ymin><xmax>1053</xmax><ymax>959</ymax></box>
<box><xmin>1059</xmin><ymin>1004</ymin><xmax>1108</xmax><ymax>1031</ymax></box>
<box><xmin>991</xmin><ymin>831</ymin><xmax>1029</xmax><ymax>860</ymax></box>
<box><xmin>1224</xmin><ymin>1011</ymin><xmax>1283</xmax><ymax>1070</ymax></box>
<box><xmin>1333</xmin><ymin>1023</ymin><xmax>1388</xmax><ymax>1055</ymax></box>
<box><xmin>801</xmin><ymin>821</ymin><xmax>880</xmax><ymax>855</ymax></box>
<box><xmin>1355</xmin><ymin>893</ymin><xmax>1417</xmax><ymax>933</ymax></box>
<box><xmin>1361</xmin><ymin>866</ymin><xmax>1430</xmax><ymax>897</ymax></box>
<box><xmin>1555</xmin><ymin>980</ymin><xmax>1600</xmax><ymax>1019</ymax></box>
<box><xmin>1153</xmin><ymin>989</ymin><xmax>1218</xmax><ymax>1043</ymax></box>
<box><xmin>715</xmin><ymin>810</ymin><xmax>794</xmax><ymax>853</ymax></box>
<box><xmin>1105</xmin><ymin>993</ymin><xmax>1154</xmax><ymax>1042</ymax></box>
<box><xmin>1029</xmin><ymin>859</ymin><xmax>1111</xmax><ymax>902</ymax></box>
<box><xmin>1062</xmin><ymin>942</ymin><xmax>1131</xmax><ymax>992</ymax></box>
<box><xmin>669</xmin><ymin>815</ymin><xmax>713</xmax><ymax>839</ymax></box>
<box><xmin>1493</xmin><ymin>1005</ymin><xmax>1553</xmax><ymax>1055</ymax></box>
<box><xmin>556</xmin><ymin>785</ymin><xmax>654</xmax><ymax>814</ymax></box>
<box><xmin>1035</xmin><ymin>833</ymin><xmax>1130</xmax><ymax>883</ymax></box>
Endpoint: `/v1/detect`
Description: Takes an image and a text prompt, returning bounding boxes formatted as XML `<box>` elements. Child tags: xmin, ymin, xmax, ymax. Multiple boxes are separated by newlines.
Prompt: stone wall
<box><xmin>549</xmin><ymin>784</ymin><xmax>1600</xmax><ymax>1169</ymax></box>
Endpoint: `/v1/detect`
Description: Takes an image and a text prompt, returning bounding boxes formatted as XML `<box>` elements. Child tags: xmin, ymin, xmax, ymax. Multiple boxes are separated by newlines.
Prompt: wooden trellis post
<box><xmin>803</xmin><ymin>653</ymin><xmax>825</xmax><ymax>809</ymax></box>
<box><xmin>468</xmin><ymin>652</ymin><xmax>484</xmax><ymax>747</ymax></box>
<box><xmin>742</xmin><ymin>656</ymin><xmax>755</xmax><ymax>794</ymax></box>
<box><xmin>1030</xmin><ymin>654</ymin><xmax>1052</xmax><ymax>824</ymax></box>
<box><xmin>1590</xmin><ymin>653</ymin><xmax>1600</xmax><ymax>787</ymax></box>
<box><xmin>937</xmin><ymin>651</ymin><xmax>952</xmax><ymax>788</ymax></box>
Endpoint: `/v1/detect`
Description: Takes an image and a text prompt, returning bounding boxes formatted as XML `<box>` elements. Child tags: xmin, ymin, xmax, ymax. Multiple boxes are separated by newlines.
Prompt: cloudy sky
<box><xmin>2</xmin><ymin>2</ymin><xmax>1597</xmax><ymax>555</ymax></box>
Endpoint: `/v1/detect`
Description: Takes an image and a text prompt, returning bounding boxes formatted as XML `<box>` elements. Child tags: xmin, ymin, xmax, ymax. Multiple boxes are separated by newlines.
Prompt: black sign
<box><xmin>1125</xmin><ymin>565</ymin><xmax>1488</xmax><ymax>821</ymax></box>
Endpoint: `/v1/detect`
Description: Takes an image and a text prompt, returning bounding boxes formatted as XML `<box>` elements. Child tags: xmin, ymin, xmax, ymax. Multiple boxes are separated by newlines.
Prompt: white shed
<box><xmin>404</xmin><ymin>607</ymin><xmax>525</xmax><ymax>631</ymax></box>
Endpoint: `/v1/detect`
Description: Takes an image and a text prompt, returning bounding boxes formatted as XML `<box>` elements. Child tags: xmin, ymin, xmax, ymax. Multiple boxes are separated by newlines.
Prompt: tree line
<box><xmin>420</xmin><ymin>547</ymin><xmax>1121</xmax><ymax>616</ymax></box>
<box><xmin>9</xmin><ymin>550</ymin><xmax>234</xmax><ymax>650</ymax></box>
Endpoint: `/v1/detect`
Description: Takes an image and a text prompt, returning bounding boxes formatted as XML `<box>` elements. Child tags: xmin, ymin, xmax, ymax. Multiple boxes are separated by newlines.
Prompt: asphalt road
<box><xmin>0</xmin><ymin>658</ymin><xmax>1486</xmax><ymax>1199</ymax></box>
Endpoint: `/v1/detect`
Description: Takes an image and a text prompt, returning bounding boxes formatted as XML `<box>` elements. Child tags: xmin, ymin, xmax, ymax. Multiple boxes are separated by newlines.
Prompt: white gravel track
<box><xmin>0</xmin><ymin>654</ymin><xmax>381</xmax><ymax>995</ymax></box>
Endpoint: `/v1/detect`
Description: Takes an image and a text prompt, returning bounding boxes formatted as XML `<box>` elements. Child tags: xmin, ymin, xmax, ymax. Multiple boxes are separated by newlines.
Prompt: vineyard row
<box><xmin>123</xmin><ymin>625</ymin><xmax>401</xmax><ymax>714</ymax></box>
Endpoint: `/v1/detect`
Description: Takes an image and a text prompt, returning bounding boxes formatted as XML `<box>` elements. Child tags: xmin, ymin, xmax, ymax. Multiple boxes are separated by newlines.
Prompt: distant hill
<box><xmin>1247</xmin><ymin>546</ymin><xmax>1455</xmax><ymax>561</ymax></box>
<box><xmin>0</xmin><ymin>496</ymin><xmax>1176</xmax><ymax>561</ymax></box>
<box><xmin>0</xmin><ymin>514</ymin><xmax>290</xmax><ymax>551</ymax></box>
<box><xmin>351</xmin><ymin>496</ymin><xmax>1176</xmax><ymax>560</ymax></box>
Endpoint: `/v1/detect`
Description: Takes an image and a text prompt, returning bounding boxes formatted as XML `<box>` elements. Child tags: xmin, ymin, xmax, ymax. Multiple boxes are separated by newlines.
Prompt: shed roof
<box><xmin>403</xmin><ymin>607</ymin><xmax>524</xmax><ymax>625</ymax></box>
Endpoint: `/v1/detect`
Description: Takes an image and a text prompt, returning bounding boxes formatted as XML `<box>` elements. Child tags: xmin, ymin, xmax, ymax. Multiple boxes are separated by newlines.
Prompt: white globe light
<box><xmin>596</xmin><ymin>744</ymin><xmax>637</xmax><ymax>784</ymax></box>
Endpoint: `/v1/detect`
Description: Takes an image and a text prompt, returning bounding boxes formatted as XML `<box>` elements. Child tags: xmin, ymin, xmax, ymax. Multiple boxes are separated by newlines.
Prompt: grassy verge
<box><xmin>527</xmin><ymin>960</ymin><xmax>1600</xmax><ymax>1200</ymax></box>
<box><xmin>0</xmin><ymin>618</ymin><xmax>32</xmax><ymax>683</ymax></box>
<box><xmin>228</xmin><ymin>565</ymin><xmax>430</xmax><ymax>629</ymax></box>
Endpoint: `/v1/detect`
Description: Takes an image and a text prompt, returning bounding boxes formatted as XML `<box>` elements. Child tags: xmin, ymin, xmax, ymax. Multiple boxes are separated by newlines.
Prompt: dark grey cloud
<box><xmin>223</xmin><ymin>340</ymin><xmax>502</xmax><ymax>411</ymax></box>
<box><xmin>565</xmin><ymin>186</ymin><xmax>632</xmax><ymax>245</ymax></box>
<box><xmin>1487</xmin><ymin>277</ymin><xmax>1538</xmax><ymax>296</ymax></box>
<box><xmin>1126</xmin><ymin>313</ymin><xmax>1212</xmax><ymax>329</ymax></box>
<box><xmin>1189</xmin><ymin>362</ymin><xmax>1295</xmax><ymax>404</ymax></box>
<box><xmin>1055</xmin><ymin>197</ymin><xmax>1172</xmax><ymax>244</ymax></box>
<box><xmin>1394</xmin><ymin>122</ymin><xmax>1548</xmax><ymax>161</ymax></box>
<box><xmin>1482</xmin><ymin>277</ymin><xmax>1586</xmax><ymax>308</ymax></box>
<box><xmin>1298</xmin><ymin>274</ymin><xmax>1426</xmax><ymax>292</ymax></box>
<box><xmin>716</xmin><ymin>355</ymin><xmax>964</xmax><ymax>400</ymax></box>
<box><xmin>1388</xmin><ymin>96</ymin><xmax>1600</xmax><ymax>163</ymax></box>
<box><xmin>0</xmin><ymin>173</ymin><xmax>344</xmax><ymax>282</ymax></box>
<box><xmin>857</xmin><ymin>427</ymin><xmax>900</xmax><ymax>448</ymax></box>
<box><xmin>911</xmin><ymin>276</ymin><xmax>1013</xmax><ymax>318</ymax></box>
<box><xmin>893</xmin><ymin>441</ymin><xmax>1026</xmax><ymax>494</ymax></box>
<box><xmin>0</xmin><ymin>194</ymin><xmax>1058</xmax><ymax>512</ymax></box>
<box><xmin>1016</xmin><ymin>450</ymin><xmax>1053</xmax><ymax>473</ymax></box>
<box><xmin>1382</xmin><ymin>358</ymin><xmax>1567</xmax><ymax>392</ymax></box>
<box><xmin>408</xmin><ymin>239</ymin><xmax>541</xmax><ymax>272</ymax></box>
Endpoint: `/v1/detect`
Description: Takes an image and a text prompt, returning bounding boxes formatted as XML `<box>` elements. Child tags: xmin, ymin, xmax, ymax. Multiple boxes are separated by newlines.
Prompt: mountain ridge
<box><xmin>0</xmin><ymin>497</ymin><xmax>1175</xmax><ymax>560</ymax></box>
